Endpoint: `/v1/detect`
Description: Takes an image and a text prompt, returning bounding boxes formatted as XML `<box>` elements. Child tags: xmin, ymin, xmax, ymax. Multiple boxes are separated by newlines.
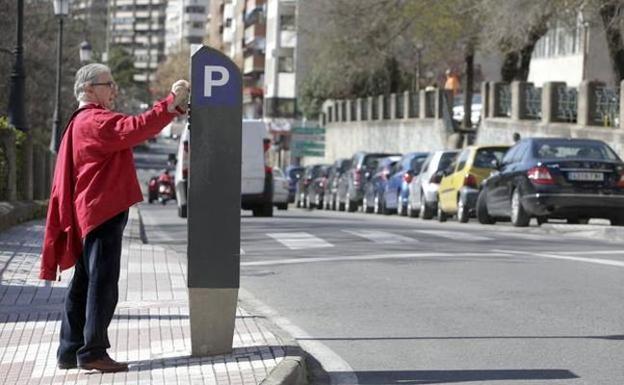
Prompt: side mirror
<box><xmin>490</xmin><ymin>158</ymin><xmax>500</xmax><ymax>169</ymax></box>
<box><xmin>364</xmin><ymin>171</ymin><xmax>372</xmax><ymax>179</ymax></box>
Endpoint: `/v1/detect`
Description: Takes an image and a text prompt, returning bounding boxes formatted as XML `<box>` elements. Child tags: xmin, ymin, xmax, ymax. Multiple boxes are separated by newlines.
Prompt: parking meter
<box><xmin>187</xmin><ymin>46</ymin><xmax>242</xmax><ymax>356</ymax></box>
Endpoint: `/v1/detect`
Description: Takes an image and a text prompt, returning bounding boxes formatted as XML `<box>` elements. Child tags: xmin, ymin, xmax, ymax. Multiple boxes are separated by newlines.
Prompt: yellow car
<box><xmin>437</xmin><ymin>145</ymin><xmax>510</xmax><ymax>222</ymax></box>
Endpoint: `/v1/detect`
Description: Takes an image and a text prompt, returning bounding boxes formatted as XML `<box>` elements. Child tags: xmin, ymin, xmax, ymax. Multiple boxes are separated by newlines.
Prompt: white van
<box><xmin>175</xmin><ymin>120</ymin><xmax>273</xmax><ymax>218</ymax></box>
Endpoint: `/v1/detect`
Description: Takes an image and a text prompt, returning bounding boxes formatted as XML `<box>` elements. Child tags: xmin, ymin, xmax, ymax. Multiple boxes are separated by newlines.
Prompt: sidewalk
<box><xmin>0</xmin><ymin>207</ymin><xmax>306</xmax><ymax>385</ymax></box>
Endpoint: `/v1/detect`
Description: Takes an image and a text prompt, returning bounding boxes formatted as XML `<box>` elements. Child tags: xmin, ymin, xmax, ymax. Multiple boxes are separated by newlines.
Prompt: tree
<box><xmin>151</xmin><ymin>47</ymin><xmax>190</xmax><ymax>99</ymax></box>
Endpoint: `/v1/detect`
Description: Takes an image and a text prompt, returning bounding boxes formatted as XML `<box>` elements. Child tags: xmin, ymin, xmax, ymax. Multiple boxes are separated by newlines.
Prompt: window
<box><xmin>280</xmin><ymin>14</ymin><xmax>295</xmax><ymax>31</ymax></box>
<box><xmin>456</xmin><ymin>149</ymin><xmax>470</xmax><ymax>171</ymax></box>
<box><xmin>278</xmin><ymin>56</ymin><xmax>294</xmax><ymax>73</ymax></box>
<box><xmin>473</xmin><ymin>147</ymin><xmax>508</xmax><ymax>169</ymax></box>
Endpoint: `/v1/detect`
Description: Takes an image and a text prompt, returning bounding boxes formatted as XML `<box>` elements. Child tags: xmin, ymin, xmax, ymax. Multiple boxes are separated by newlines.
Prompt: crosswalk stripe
<box><xmin>342</xmin><ymin>230</ymin><xmax>418</xmax><ymax>244</ymax></box>
<box><xmin>267</xmin><ymin>232</ymin><xmax>334</xmax><ymax>250</ymax></box>
<box><xmin>414</xmin><ymin>230</ymin><xmax>493</xmax><ymax>242</ymax></box>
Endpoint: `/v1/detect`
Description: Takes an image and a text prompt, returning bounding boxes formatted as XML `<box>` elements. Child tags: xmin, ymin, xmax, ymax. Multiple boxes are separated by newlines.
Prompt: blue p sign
<box><xmin>191</xmin><ymin>47</ymin><xmax>241</xmax><ymax>107</ymax></box>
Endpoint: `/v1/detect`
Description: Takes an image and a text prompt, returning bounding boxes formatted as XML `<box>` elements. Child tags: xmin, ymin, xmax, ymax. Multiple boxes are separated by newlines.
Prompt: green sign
<box><xmin>291</xmin><ymin>125</ymin><xmax>325</xmax><ymax>157</ymax></box>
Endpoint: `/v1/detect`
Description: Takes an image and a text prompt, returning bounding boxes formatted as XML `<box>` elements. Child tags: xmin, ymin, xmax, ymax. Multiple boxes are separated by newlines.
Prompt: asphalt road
<box><xmin>136</xmin><ymin>139</ymin><xmax>624</xmax><ymax>385</ymax></box>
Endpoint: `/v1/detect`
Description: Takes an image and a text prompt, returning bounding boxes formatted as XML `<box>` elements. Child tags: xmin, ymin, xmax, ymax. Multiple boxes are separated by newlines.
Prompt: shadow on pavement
<box><xmin>297</xmin><ymin>334</ymin><xmax>624</xmax><ymax>341</ymax></box>
<box><xmin>344</xmin><ymin>369</ymin><xmax>578</xmax><ymax>384</ymax></box>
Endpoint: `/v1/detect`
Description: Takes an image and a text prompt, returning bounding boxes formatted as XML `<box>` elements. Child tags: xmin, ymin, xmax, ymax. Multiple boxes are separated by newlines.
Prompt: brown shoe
<box><xmin>79</xmin><ymin>356</ymin><xmax>129</xmax><ymax>373</ymax></box>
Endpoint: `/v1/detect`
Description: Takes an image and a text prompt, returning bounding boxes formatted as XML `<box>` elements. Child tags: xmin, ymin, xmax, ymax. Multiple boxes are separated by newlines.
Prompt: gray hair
<box><xmin>74</xmin><ymin>63</ymin><xmax>111</xmax><ymax>102</ymax></box>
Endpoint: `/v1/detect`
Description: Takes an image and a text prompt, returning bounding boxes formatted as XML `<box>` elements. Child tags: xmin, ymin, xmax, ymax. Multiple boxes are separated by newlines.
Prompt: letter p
<box><xmin>204</xmin><ymin>65</ymin><xmax>230</xmax><ymax>97</ymax></box>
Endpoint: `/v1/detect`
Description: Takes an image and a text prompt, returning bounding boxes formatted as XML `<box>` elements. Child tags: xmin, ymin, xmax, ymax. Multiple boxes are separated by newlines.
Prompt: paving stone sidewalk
<box><xmin>0</xmin><ymin>208</ymin><xmax>295</xmax><ymax>385</ymax></box>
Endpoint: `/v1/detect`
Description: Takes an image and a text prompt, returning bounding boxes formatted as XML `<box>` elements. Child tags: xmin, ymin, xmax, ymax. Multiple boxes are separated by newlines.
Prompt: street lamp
<box><xmin>50</xmin><ymin>0</ymin><xmax>69</xmax><ymax>153</ymax></box>
<box><xmin>79</xmin><ymin>41</ymin><xmax>92</xmax><ymax>63</ymax></box>
<box><xmin>8</xmin><ymin>0</ymin><xmax>26</xmax><ymax>133</ymax></box>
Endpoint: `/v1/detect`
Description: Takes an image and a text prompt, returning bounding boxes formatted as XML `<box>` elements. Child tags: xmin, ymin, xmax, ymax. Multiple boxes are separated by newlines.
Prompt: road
<box><xmin>136</xmin><ymin>139</ymin><xmax>624</xmax><ymax>385</ymax></box>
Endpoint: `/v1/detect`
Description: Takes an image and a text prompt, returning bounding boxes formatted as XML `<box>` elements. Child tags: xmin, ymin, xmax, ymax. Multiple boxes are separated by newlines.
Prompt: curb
<box><xmin>0</xmin><ymin>200</ymin><xmax>48</xmax><ymax>232</ymax></box>
<box><xmin>132</xmin><ymin>205</ymin><xmax>308</xmax><ymax>385</ymax></box>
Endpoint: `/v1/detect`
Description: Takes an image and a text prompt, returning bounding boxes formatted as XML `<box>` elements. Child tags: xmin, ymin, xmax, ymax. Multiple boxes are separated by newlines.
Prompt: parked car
<box><xmin>307</xmin><ymin>164</ymin><xmax>332</xmax><ymax>209</ymax></box>
<box><xmin>324</xmin><ymin>158</ymin><xmax>352</xmax><ymax>210</ymax></box>
<box><xmin>295</xmin><ymin>164</ymin><xmax>324</xmax><ymax>208</ymax></box>
<box><xmin>476</xmin><ymin>137</ymin><xmax>624</xmax><ymax>227</ymax></box>
<box><xmin>175</xmin><ymin>120</ymin><xmax>273</xmax><ymax>218</ymax></box>
<box><xmin>337</xmin><ymin>151</ymin><xmax>401</xmax><ymax>212</ymax></box>
<box><xmin>407</xmin><ymin>150</ymin><xmax>460</xmax><ymax>219</ymax></box>
<box><xmin>437</xmin><ymin>145</ymin><xmax>509</xmax><ymax>222</ymax></box>
<box><xmin>285</xmin><ymin>165</ymin><xmax>304</xmax><ymax>203</ymax></box>
<box><xmin>272</xmin><ymin>167</ymin><xmax>289</xmax><ymax>210</ymax></box>
<box><xmin>388</xmin><ymin>152</ymin><xmax>429</xmax><ymax>216</ymax></box>
<box><xmin>362</xmin><ymin>156</ymin><xmax>402</xmax><ymax>214</ymax></box>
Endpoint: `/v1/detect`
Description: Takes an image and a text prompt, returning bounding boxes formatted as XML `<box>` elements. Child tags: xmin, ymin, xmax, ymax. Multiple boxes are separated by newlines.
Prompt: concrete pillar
<box><xmin>367</xmin><ymin>96</ymin><xmax>374</xmax><ymax>121</ymax></box>
<box><xmin>356</xmin><ymin>98</ymin><xmax>363</xmax><ymax>121</ymax></box>
<box><xmin>390</xmin><ymin>94</ymin><xmax>397</xmax><ymax>119</ymax></box>
<box><xmin>419</xmin><ymin>90</ymin><xmax>428</xmax><ymax>118</ymax></box>
<box><xmin>511</xmin><ymin>81</ymin><xmax>532</xmax><ymax>120</ymax></box>
<box><xmin>577</xmin><ymin>80</ymin><xmax>604</xmax><ymax>126</ymax></box>
<box><xmin>620</xmin><ymin>80</ymin><xmax>624</xmax><ymax>130</ymax></box>
<box><xmin>345</xmin><ymin>100</ymin><xmax>352</xmax><ymax>122</ymax></box>
<box><xmin>481</xmin><ymin>82</ymin><xmax>490</xmax><ymax>121</ymax></box>
<box><xmin>403</xmin><ymin>91</ymin><xmax>411</xmax><ymax>119</ymax></box>
<box><xmin>541</xmin><ymin>82</ymin><xmax>566</xmax><ymax>124</ymax></box>
<box><xmin>377</xmin><ymin>95</ymin><xmax>385</xmax><ymax>120</ymax></box>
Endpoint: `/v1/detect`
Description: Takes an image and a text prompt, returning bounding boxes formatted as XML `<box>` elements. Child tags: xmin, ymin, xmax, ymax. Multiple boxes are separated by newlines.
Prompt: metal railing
<box><xmin>524</xmin><ymin>86</ymin><xmax>542</xmax><ymax>120</ymax></box>
<box><xmin>396</xmin><ymin>93</ymin><xmax>404</xmax><ymax>119</ymax></box>
<box><xmin>341</xmin><ymin>101</ymin><xmax>347</xmax><ymax>122</ymax></box>
<box><xmin>383</xmin><ymin>96</ymin><xmax>391</xmax><ymax>119</ymax></box>
<box><xmin>556</xmin><ymin>87</ymin><xmax>578</xmax><ymax>123</ymax></box>
<box><xmin>360</xmin><ymin>99</ymin><xmax>368</xmax><ymax>120</ymax></box>
<box><xmin>425</xmin><ymin>91</ymin><xmax>435</xmax><ymax>117</ymax></box>
<box><xmin>594</xmin><ymin>86</ymin><xmax>620</xmax><ymax>127</ymax></box>
<box><xmin>350</xmin><ymin>99</ymin><xmax>357</xmax><ymax>121</ymax></box>
<box><xmin>409</xmin><ymin>92</ymin><xmax>419</xmax><ymax>118</ymax></box>
<box><xmin>498</xmin><ymin>85</ymin><xmax>512</xmax><ymax>117</ymax></box>
<box><xmin>371</xmin><ymin>98</ymin><xmax>379</xmax><ymax>120</ymax></box>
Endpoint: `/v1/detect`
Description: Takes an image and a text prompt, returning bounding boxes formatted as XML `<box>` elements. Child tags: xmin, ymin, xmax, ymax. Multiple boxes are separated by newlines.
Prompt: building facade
<box><xmin>107</xmin><ymin>0</ymin><xmax>167</xmax><ymax>83</ymax></box>
<box><xmin>165</xmin><ymin>0</ymin><xmax>210</xmax><ymax>55</ymax></box>
<box><xmin>529</xmin><ymin>16</ymin><xmax>614</xmax><ymax>87</ymax></box>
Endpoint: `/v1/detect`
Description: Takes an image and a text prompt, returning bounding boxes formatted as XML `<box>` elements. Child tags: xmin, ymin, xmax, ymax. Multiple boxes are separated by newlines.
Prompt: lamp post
<box><xmin>79</xmin><ymin>41</ymin><xmax>92</xmax><ymax>63</ymax></box>
<box><xmin>50</xmin><ymin>0</ymin><xmax>69</xmax><ymax>154</ymax></box>
<box><xmin>8</xmin><ymin>0</ymin><xmax>26</xmax><ymax>133</ymax></box>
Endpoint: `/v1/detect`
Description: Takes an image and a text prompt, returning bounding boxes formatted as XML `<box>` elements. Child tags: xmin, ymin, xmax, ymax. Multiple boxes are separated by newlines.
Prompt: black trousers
<box><xmin>57</xmin><ymin>210</ymin><xmax>128</xmax><ymax>364</ymax></box>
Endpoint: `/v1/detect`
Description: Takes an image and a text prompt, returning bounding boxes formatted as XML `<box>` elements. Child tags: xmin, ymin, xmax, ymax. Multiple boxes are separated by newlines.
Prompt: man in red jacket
<box><xmin>40</xmin><ymin>63</ymin><xmax>190</xmax><ymax>373</ymax></box>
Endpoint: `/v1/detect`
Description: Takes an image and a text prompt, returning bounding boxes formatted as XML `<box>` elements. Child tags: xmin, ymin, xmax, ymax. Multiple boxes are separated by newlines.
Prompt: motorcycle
<box><xmin>157</xmin><ymin>181</ymin><xmax>174</xmax><ymax>205</ymax></box>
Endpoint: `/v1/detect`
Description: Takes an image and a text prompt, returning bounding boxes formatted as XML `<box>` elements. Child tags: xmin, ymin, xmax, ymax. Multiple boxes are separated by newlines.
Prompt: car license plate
<box><xmin>567</xmin><ymin>172</ymin><xmax>604</xmax><ymax>181</ymax></box>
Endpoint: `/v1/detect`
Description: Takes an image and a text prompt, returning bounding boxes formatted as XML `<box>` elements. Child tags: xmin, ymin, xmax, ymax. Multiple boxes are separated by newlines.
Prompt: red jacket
<box><xmin>39</xmin><ymin>93</ymin><xmax>178</xmax><ymax>281</ymax></box>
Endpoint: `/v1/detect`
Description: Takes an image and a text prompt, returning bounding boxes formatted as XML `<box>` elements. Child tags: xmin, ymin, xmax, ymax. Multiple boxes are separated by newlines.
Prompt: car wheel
<box><xmin>178</xmin><ymin>204</ymin><xmax>187</xmax><ymax>218</ymax></box>
<box><xmin>346</xmin><ymin>193</ymin><xmax>357</xmax><ymax>212</ymax></box>
<box><xmin>362</xmin><ymin>195</ymin><xmax>370</xmax><ymax>213</ymax></box>
<box><xmin>407</xmin><ymin>200</ymin><xmax>418</xmax><ymax>218</ymax></box>
<box><xmin>437</xmin><ymin>198</ymin><xmax>448</xmax><ymax>222</ymax></box>
<box><xmin>510</xmin><ymin>188</ymin><xmax>530</xmax><ymax>227</ymax></box>
<box><xmin>476</xmin><ymin>189</ymin><xmax>495</xmax><ymax>225</ymax></box>
<box><xmin>537</xmin><ymin>216</ymin><xmax>548</xmax><ymax>226</ymax></box>
<box><xmin>338</xmin><ymin>200</ymin><xmax>345</xmax><ymax>211</ymax></box>
<box><xmin>397</xmin><ymin>195</ymin><xmax>406</xmax><ymax>216</ymax></box>
<box><xmin>253</xmin><ymin>203</ymin><xmax>273</xmax><ymax>217</ymax></box>
<box><xmin>610</xmin><ymin>216</ymin><xmax>624</xmax><ymax>226</ymax></box>
<box><xmin>457</xmin><ymin>198</ymin><xmax>469</xmax><ymax>223</ymax></box>
<box><xmin>306</xmin><ymin>194</ymin><xmax>313</xmax><ymax>209</ymax></box>
<box><xmin>277</xmin><ymin>203</ymin><xmax>288</xmax><ymax>210</ymax></box>
<box><xmin>567</xmin><ymin>218</ymin><xmax>589</xmax><ymax>225</ymax></box>
<box><xmin>419</xmin><ymin>196</ymin><xmax>434</xmax><ymax>220</ymax></box>
<box><xmin>315</xmin><ymin>194</ymin><xmax>322</xmax><ymax>210</ymax></box>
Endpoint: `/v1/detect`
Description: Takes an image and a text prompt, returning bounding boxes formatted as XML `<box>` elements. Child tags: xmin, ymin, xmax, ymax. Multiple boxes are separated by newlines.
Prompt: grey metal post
<box><xmin>378</xmin><ymin>95</ymin><xmax>385</xmax><ymax>120</ymax></box>
<box><xmin>419</xmin><ymin>90</ymin><xmax>427</xmax><ymax>118</ymax></box>
<box><xmin>481</xmin><ymin>82</ymin><xmax>490</xmax><ymax>121</ymax></box>
<box><xmin>188</xmin><ymin>46</ymin><xmax>242</xmax><ymax>356</ymax></box>
<box><xmin>390</xmin><ymin>94</ymin><xmax>397</xmax><ymax>119</ymax></box>
<box><xmin>345</xmin><ymin>100</ymin><xmax>352</xmax><ymax>122</ymax></box>
<box><xmin>403</xmin><ymin>91</ymin><xmax>411</xmax><ymax>119</ymax></box>
<box><xmin>356</xmin><ymin>98</ymin><xmax>362</xmax><ymax>121</ymax></box>
<box><xmin>366</xmin><ymin>97</ymin><xmax>373</xmax><ymax>121</ymax></box>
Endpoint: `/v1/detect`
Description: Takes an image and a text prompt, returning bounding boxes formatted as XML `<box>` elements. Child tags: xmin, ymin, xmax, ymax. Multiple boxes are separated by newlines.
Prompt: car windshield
<box><xmin>473</xmin><ymin>147</ymin><xmax>508</xmax><ymax>168</ymax></box>
<box><xmin>410</xmin><ymin>157</ymin><xmax>427</xmax><ymax>173</ymax></box>
<box><xmin>364</xmin><ymin>154</ymin><xmax>394</xmax><ymax>169</ymax></box>
<box><xmin>532</xmin><ymin>141</ymin><xmax>619</xmax><ymax>161</ymax></box>
<box><xmin>437</xmin><ymin>152</ymin><xmax>458</xmax><ymax>171</ymax></box>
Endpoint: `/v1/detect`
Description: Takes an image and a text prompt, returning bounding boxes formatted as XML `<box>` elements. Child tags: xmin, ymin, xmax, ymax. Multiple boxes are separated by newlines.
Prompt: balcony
<box><xmin>244</xmin><ymin>23</ymin><xmax>266</xmax><ymax>46</ymax></box>
<box><xmin>244</xmin><ymin>54</ymin><xmax>265</xmax><ymax>75</ymax></box>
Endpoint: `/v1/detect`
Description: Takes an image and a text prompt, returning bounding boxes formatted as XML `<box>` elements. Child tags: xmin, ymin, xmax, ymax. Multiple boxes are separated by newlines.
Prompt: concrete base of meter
<box><xmin>189</xmin><ymin>288</ymin><xmax>239</xmax><ymax>356</ymax></box>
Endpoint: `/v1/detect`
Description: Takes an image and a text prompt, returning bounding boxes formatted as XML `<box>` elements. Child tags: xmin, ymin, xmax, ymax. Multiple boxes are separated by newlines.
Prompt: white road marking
<box><xmin>495</xmin><ymin>249</ymin><xmax>624</xmax><ymax>267</ymax></box>
<box><xmin>343</xmin><ymin>229</ymin><xmax>418</xmax><ymax>244</ymax></box>
<box><xmin>414</xmin><ymin>230</ymin><xmax>493</xmax><ymax>242</ymax></box>
<box><xmin>552</xmin><ymin>250</ymin><xmax>624</xmax><ymax>256</ymax></box>
<box><xmin>239</xmin><ymin>288</ymin><xmax>359</xmax><ymax>385</ymax></box>
<box><xmin>267</xmin><ymin>232</ymin><xmax>334</xmax><ymax>250</ymax></box>
<box><xmin>241</xmin><ymin>252</ymin><xmax>512</xmax><ymax>266</ymax></box>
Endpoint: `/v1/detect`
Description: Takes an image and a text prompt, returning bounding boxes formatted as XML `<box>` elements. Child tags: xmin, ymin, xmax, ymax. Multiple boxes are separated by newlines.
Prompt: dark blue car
<box><xmin>362</xmin><ymin>155</ymin><xmax>402</xmax><ymax>214</ymax></box>
<box><xmin>385</xmin><ymin>152</ymin><xmax>429</xmax><ymax>216</ymax></box>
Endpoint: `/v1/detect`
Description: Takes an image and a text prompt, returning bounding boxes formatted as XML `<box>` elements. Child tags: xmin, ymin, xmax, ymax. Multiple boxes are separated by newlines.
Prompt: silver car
<box><xmin>407</xmin><ymin>150</ymin><xmax>459</xmax><ymax>219</ymax></box>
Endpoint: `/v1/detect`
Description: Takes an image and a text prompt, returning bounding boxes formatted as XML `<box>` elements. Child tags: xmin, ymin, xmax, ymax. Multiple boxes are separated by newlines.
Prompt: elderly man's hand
<box><xmin>168</xmin><ymin>80</ymin><xmax>190</xmax><ymax>113</ymax></box>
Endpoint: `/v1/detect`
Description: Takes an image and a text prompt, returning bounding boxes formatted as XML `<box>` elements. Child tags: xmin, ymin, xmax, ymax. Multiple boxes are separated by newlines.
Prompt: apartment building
<box><xmin>108</xmin><ymin>0</ymin><xmax>167</xmax><ymax>83</ymax></box>
<box><xmin>165</xmin><ymin>0</ymin><xmax>210</xmax><ymax>55</ymax></box>
<box><xmin>264</xmin><ymin>0</ymin><xmax>296</xmax><ymax>119</ymax></box>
